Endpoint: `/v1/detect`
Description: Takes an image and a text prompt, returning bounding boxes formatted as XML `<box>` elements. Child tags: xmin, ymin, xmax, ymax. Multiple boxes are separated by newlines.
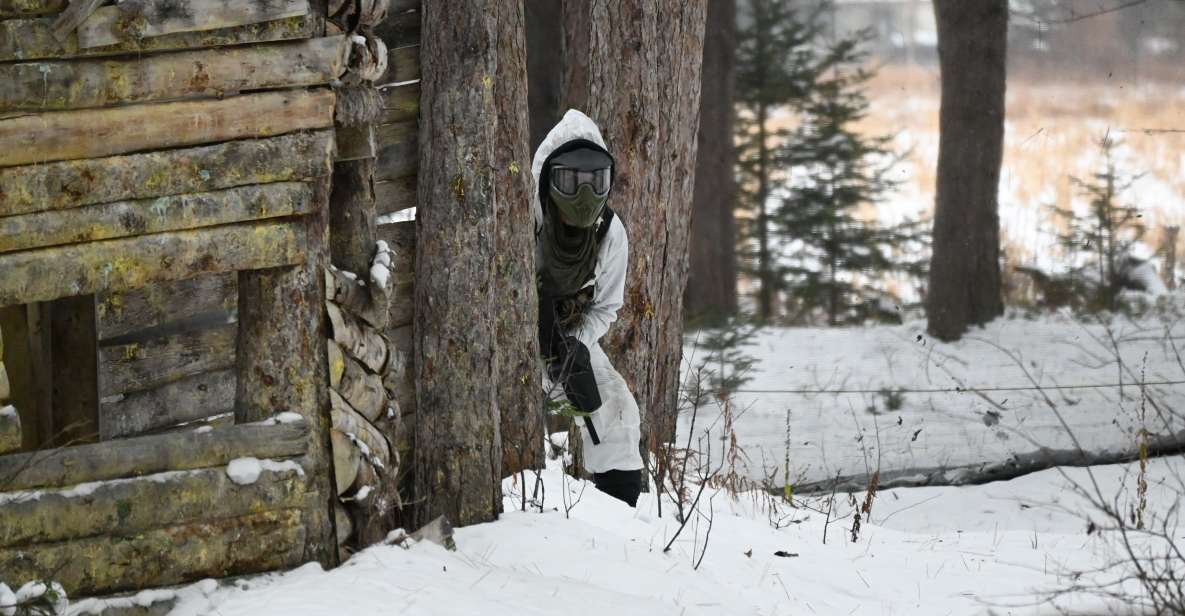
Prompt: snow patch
<box><xmin>353</xmin><ymin>485</ymin><xmax>372</xmax><ymax>501</ymax></box>
<box><xmin>270</xmin><ymin>411</ymin><xmax>305</xmax><ymax>425</ymax></box>
<box><xmin>226</xmin><ymin>458</ymin><xmax>305</xmax><ymax>486</ymax></box>
<box><xmin>0</xmin><ymin>405</ymin><xmax>15</xmax><ymax>419</ymax></box>
<box><xmin>377</xmin><ymin>208</ymin><xmax>415</xmax><ymax>225</ymax></box>
<box><xmin>0</xmin><ymin>583</ymin><xmax>14</xmax><ymax>616</ymax></box>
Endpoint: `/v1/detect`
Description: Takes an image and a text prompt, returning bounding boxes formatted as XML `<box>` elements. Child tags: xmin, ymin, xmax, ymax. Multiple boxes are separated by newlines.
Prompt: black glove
<box><xmin>539</xmin><ymin>287</ymin><xmax>602</xmax><ymax>414</ymax></box>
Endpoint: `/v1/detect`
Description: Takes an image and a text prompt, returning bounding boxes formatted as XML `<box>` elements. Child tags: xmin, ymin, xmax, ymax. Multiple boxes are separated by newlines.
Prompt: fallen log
<box><xmin>0</xmin><ymin>462</ymin><xmax>308</xmax><ymax>547</ymax></box>
<box><xmin>0</xmin><ymin>420</ymin><xmax>308</xmax><ymax>491</ymax></box>
<box><xmin>0</xmin><ymin>36</ymin><xmax>348</xmax><ymax>111</ymax></box>
<box><xmin>0</xmin><ymin>130</ymin><xmax>334</xmax><ymax>218</ymax></box>
<box><xmin>0</xmin><ymin>508</ymin><xmax>307</xmax><ymax>597</ymax></box>
<box><xmin>0</xmin><ymin>89</ymin><xmax>335</xmax><ymax>167</ymax></box>
<box><xmin>0</xmin><ymin>219</ymin><xmax>308</xmax><ymax>306</ymax></box>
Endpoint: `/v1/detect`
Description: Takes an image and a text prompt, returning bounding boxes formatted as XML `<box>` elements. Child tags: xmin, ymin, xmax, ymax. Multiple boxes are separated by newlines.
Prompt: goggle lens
<box><xmin>551</xmin><ymin>166</ymin><xmax>611</xmax><ymax>196</ymax></box>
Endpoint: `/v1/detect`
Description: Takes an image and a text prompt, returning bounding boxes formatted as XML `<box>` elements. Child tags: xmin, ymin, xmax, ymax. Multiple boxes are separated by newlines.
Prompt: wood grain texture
<box><xmin>0</xmin><ymin>89</ymin><xmax>335</xmax><ymax>168</ymax></box>
<box><xmin>0</xmin><ymin>508</ymin><xmax>307</xmax><ymax>597</ymax></box>
<box><xmin>380</xmin><ymin>82</ymin><xmax>419</xmax><ymax>123</ymax></box>
<box><xmin>326</xmin><ymin>302</ymin><xmax>387</xmax><ymax>374</ymax></box>
<box><xmin>99</xmin><ymin>323</ymin><xmax>235</xmax><ymax>397</ymax></box>
<box><xmin>0</xmin><ymin>130</ymin><xmax>335</xmax><ymax>218</ymax></box>
<box><xmin>77</xmin><ymin>0</ymin><xmax>309</xmax><ymax>49</ymax></box>
<box><xmin>0</xmin><ymin>0</ymin><xmax>66</xmax><ymax>18</ymax></box>
<box><xmin>386</xmin><ymin>43</ymin><xmax>419</xmax><ymax>82</ymax></box>
<box><xmin>0</xmin><ymin>219</ymin><xmax>308</xmax><ymax>306</ymax></box>
<box><xmin>100</xmin><ymin>368</ymin><xmax>234</xmax><ymax>439</ymax></box>
<box><xmin>337</xmin><ymin>350</ymin><xmax>385</xmax><ymax>422</ymax></box>
<box><xmin>330</xmin><ymin>428</ymin><xmax>361</xmax><ymax>496</ymax></box>
<box><xmin>0</xmin><ymin>407</ymin><xmax>18</xmax><ymax>455</ymax></box>
<box><xmin>330</xmin><ymin>388</ymin><xmax>390</xmax><ymax>467</ymax></box>
<box><xmin>0</xmin><ymin>36</ymin><xmax>348</xmax><ymax>112</ymax></box>
<box><xmin>0</xmin><ymin>463</ymin><xmax>308</xmax><ymax>547</ymax></box>
<box><xmin>50</xmin><ymin>0</ymin><xmax>101</xmax><ymax>42</ymax></box>
<box><xmin>0</xmin><ymin>420</ymin><xmax>308</xmax><ymax>491</ymax></box>
<box><xmin>0</xmin><ymin>14</ymin><xmax>315</xmax><ymax>62</ymax></box>
<box><xmin>97</xmin><ymin>273</ymin><xmax>236</xmax><ymax>341</ymax></box>
<box><xmin>48</xmin><ymin>294</ymin><xmax>100</xmax><ymax>446</ymax></box>
<box><xmin>375</xmin><ymin>175</ymin><xmax>416</xmax><ymax>216</ymax></box>
<box><xmin>0</xmin><ymin>182</ymin><xmax>315</xmax><ymax>254</ymax></box>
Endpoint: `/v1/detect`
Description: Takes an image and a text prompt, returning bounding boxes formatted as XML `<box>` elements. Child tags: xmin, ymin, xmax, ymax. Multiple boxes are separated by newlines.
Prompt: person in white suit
<box><xmin>533</xmin><ymin>110</ymin><xmax>644</xmax><ymax>506</ymax></box>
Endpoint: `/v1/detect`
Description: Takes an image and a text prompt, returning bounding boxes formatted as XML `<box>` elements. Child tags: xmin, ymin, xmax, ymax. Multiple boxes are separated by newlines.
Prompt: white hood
<box><xmin>532</xmin><ymin>109</ymin><xmax>608</xmax><ymax>232</ymax></box>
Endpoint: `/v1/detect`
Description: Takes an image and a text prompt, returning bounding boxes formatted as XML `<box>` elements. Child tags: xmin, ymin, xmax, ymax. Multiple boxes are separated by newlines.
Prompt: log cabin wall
<box><xmin>0</xmin><ymin>0</ymin><xmax>354</xmax><ymax>599</ymax></box>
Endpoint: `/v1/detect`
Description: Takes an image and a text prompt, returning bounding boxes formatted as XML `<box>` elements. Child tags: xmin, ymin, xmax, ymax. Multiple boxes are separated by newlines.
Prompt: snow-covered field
<box><xmin>82</xmin><ymin>455</ymin><xmax>1182</xmax><ymax>616</ymax></box>
<box><xmin>682</xmin><ymin>299</ymin><xmax>1185</xmax><ymax>491</ymax></box>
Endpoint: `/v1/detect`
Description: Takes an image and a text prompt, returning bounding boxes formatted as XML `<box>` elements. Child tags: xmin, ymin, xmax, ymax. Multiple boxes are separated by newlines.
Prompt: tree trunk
<box><xmin>413</xmin><ymin>2</ymin><xmax>503</xmax><ymax>528</ymax></box>
<box><xmin>563</xmin><ymin>1</ymin><xmax>707</xmax><ymax>458</ymax></box>
<box><xmin>926</xmin><ymin>0</ymin><xmax>1007</xmax><ymax>341</ymax></box>
<box><xmin>525</xmin><ymin>0</ymin><xmax>564</xmax><ymax>152</ymax></box>
<box><xmin>685</xmin><ymin>0</ymin><xmax>738</xmax><ymax>325</ymax></box>
<box><xmin>493</xmin><ymin>0</ymin><xmax>544</xmax><ymax>478</ymax></box>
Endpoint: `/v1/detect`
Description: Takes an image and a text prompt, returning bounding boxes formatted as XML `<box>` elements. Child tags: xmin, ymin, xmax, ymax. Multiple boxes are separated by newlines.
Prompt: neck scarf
<box><xmin>540</xmin><ymin>200</ymin><xmax>599</xmax><ymax>297</ymax></box>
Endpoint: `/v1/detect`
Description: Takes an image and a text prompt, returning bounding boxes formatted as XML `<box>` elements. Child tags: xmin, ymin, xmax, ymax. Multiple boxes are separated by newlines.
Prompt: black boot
<box><xmin>592</xmin><ymin>469</ymin><xmax>642</xmax><ymax>507</ymax></box>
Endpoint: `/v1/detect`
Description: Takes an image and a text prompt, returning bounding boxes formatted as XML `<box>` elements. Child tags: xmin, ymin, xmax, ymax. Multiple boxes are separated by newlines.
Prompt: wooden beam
<box><xmin>382</xmin><ymin>324</ymin><xmax>414</xmax><ymax>418</ymax></box>
<box><xmin>380</xmin><ymin>82</ymin><xmax>420</xmax><ymax>123</ymax></box>
<box><xmin>375</xmin><ymin>175</ymin><xmax>417</xmax><ymax>216</ymax></box>
<box><xmin>334</xmin><ymin>124</ymin><xmax>377</xmax><ymax>162</ymax></box>
<box><xmin>373</xmin><ymin>7</ymin><xmax>418</xmax><ymax>50</ymax></box>
<box><xmin>387</xmin><ymin>44</ymin><xmax>420</xmax><ymax>82</ymax></box>
<box><xmin>0</xmin><ymin>130</ymin><xmax>334</xmax><ymax>219</ymax></box>
<box><xmin>78</xmin><ymin>0</ymin><xmax>310</xmax><ymax>49</ymax></box>
<box><xmin>48</xmin><ymin>294</ymin><xmax>99</xmax><ymax>445</ymax></box>
<box><xmin>326</xmin><ymin>302</ymin><xmax>387</xmax><ymax>374</ymax></box>
<box><xmin>99</xmin><ymin>323</ymin><xmax>235</xmax><ymax>398</ymax></box>
<box><xmin>100</xmin><ymin>368</ymin><xmax>234</xmax><ymax>439</ymax></box>
<box><xmin>0</xmin><ymin>182</ymin><xmax>316</xmax><ymax>254</ymax></box>
<box><xmin>0</xmin><ymin>508</ymin><xmax>307</xmax><ymax>597</ymax></box>
<box><xmin>338</xmin><ymin>350</ymin><xmax>385</xmax><ymax>422</ymax></box>
<box><xmin>0</xmin><ymin>462</ymin><xmax>309</xmax><ymax>547</ymax></box>
<box><xmin>0</xmin><ymin>36</ymin><xmax>349</xmax><ymax>112</ymax></box>
<box><xmin>0</xmin><ymin>420</ymin><xmax>308</xmax><ymax>491</ymax></box>
<box><xmin>375</xmin><ymin>128</ymin><xmax>418</xmax><ymax>182</ymax></box>
<box><xmin>49</xmin><ymin>0</ymin><xmax>100</xmax><ymax>42</ymax></box>
<box><xmin>330</xmin><ymin>388</ymin><xmax>390</xmax><ymax>467</ymax></box>
<box><xmin>97</xmin><ymin>273</ymin><xmax>236</xmax><ymax>342</ymax></box>
<box><xmin>0</xmin><ymin>89</ymin><xmax>336</xmax><ymax>168</ymax></box>
<box><xmin>0</xmin><ymin>0</ymin><xmax>66</xmax><ymax>19</ymax></box>
<box><xmin>0</xmin><ymin>14</ymin><xmax>315</xmax><ymax>63</ymax></box>
<box><xmin>0</xmin><ymin>219</ymin><xmax>308</xmax><ymax>306</ymax></box>
<box><xmin>330</xmin><ymin>428</ymin><xmax>361</xmax><ymax>496</ymax></box>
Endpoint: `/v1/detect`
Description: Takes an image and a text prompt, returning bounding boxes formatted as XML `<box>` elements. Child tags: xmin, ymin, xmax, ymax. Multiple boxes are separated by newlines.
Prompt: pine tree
<box><xmin>734</xmin><ymin>0</ymin><xmax>824</xmax><ymax>322</ymax></box>
<box><xmin>1052</xmin><ymin>135</ymin><xmax>1146</xmax><ymax>310</ymax></box>
<box><xmin>774</xmin><ymin>34</ymin><xmax>928</xmax><ymax>326</ymax></box>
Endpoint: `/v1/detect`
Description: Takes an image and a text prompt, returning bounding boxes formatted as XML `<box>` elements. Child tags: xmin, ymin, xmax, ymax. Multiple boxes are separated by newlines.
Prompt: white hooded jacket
<box><xmin>533</xmin><ymin>110</ymin><xmax>644</xmax><ymax>474</ymax></box>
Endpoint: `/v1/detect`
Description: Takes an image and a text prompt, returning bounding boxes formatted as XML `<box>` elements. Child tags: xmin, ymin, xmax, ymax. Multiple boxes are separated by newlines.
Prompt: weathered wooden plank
<box><xmin>0</xmin><ymin>362</ymin><xmax>7</xmax><ymax>401</ymax></box>
<box><xmin>0</xmin><ymin>36</ymin><xmax>348</xmax><ymax>112</ymax></box>
<box><xmin>375</xmin><ymin>175</ymin><xmax>417</xmax><ymax>216</ymax></box>
<box><xmin>0</xmin><ymin>306</ymin><xmax>46</xmax><ymax>449</ymax></box>
<box><xmin>48</xmin><ymin>294</ymin><xmax>99</xmax><ymax>445</ymax></box>
<box><xmin>373</xmin><ymin>8</ymin><xmax>419</xmax><ymax>51</ymax></box>
<box><xmin>0</xmin><ymin>0</ymin><xmax>66</xmax><ymax>18</ymax></box>
<box><xmin>326</xmin><ymin>302</ymin><xmax>387</xmax><ymax>373</ymax></box>
<box><xmin>330</xmin><ymin>428</ymin><xmax>360</xmax><ymax>496</ymax></box>
<box><xmin>379</xmin><ymin>82</ymin><xmax>419</xmax><ymax>123</ymax></box>
<box><xmin>0</xmin><ymin>14</ymin><xmax>315</xmax><ymax>62</ymax></box>
<box><xmin>330</xmin><ymin>388</ymin><xmax>390</xmax><ymax>468</ymax></box>
<box><xmin>0</xmin><ymin>130</ymin><xmax>334</xmax><ymax>219</ymax></box>
<box><xmin>99</xmin><ymin>323</ymin><xmax>234</xmax><ymax>397</ymax></box>
<box><xmin>376</xmin><ymin>221</ymin><xmax>414</xmax><ymax>328</ymax></box>
<box><xmin>0</xmin><ymin>182</ymin><xmax>316</xmax><ymax>254</ymax></box>
<box><xmin>0</xmin><ymin>89</ymin><xmax>335</xmax><ymax>168</ymax></box>
<box><xmin>0</xmin><ymin>219</ymin><xmax>308</xmax><ymax>306</ymax></box>
<box><xmin>97</xmin><ymin>273</ymin><xmax>236</xmax><ymax>341</ymax></box>
<box><xmin>0</xmin><ymin>508</ymin><xmax>307</xmax><ymax>597</ymax></box>
<box><xmin>374</xmin><ymin>129</ymin><xmax>418</xmax><ymax>182</ymax></box>
<box><xmin>0</xmin><ymin>420</ymin><xmax>308</xmax><ymax>491</ymax></box>
<box><xmin>100</xmin><ymin>368</ymin><xmax>234</xmax><ymax>439</ymax></box>
<box><xmin>387</xmin><ymin>43</ymin><xmax>419</xmax><ymax>82</ymax></box>
<box><xmin>50</xmin><ymin>0</ymin><xmax>100</xmax><ymax>42</ymax></box>
<box><xmin>338</xmin><ymin>350</ymin><xmax>385</xmax><ymax>422</ymax></box>
<box><xmin>78</xmin><ymin>0</ymin><xmax>310</xmax><ymax>49</ymax></box>
<box><xmin>382</xmin><ymin>324</ymin><xmax>414</xmax><ymax>417</ymax></box>
<box><xmin>0</xmin><ymin>405</ymin><xmax>19</xmax><ymax>454</ymax></box>
<box><xmin>0</xmin><ymin>462</ymin><xmax>308</xmax><ymax>547</ymax></box>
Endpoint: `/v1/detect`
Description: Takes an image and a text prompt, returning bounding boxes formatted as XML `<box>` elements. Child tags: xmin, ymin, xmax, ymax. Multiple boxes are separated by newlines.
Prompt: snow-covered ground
<box><xmin>682</xmin><ymin>299</ymin><xmax>1185</xmax><ymax>490</ymax></box>
<box><xmin>82</xmin><ymin>454</ymin><xmax>1182</xmax><ymax>616</ymax></box>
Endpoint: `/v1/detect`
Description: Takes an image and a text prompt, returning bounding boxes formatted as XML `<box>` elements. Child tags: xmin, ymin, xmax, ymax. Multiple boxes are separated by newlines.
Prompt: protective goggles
<box><xmin>550</xmin><ymin>165</ymin><xmax>612</xmax><ymax>197</ymax></box>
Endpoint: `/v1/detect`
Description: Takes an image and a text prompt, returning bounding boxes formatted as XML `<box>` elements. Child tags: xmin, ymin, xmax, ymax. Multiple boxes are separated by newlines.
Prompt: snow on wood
<box><xmin>330</xmin><ymin>389</ymin><xmax>390</xmax><ymax>469</ymax></box>
<box><xmin>0</xmin><ymin>182</ymin><xmax>316</xmax><ymax>255</ymax></box>
<box><xmin>0</xmin><ymin>220</ymin><xmax>307</xmax><ymax>306</ymax></box>
<box><xmin>0</xmin><ymin>36</ymin><xmax>349</xmax><ymax>112</ymax></box>
<box><xmin>0</xmin><ymin>130</ymin><xmax>335</xmax><ymax>219</ymax></box>
<box><xmin>0</xmin><ymin>404</ymin><xmax>19</xmax><ymax>455</ymax></box>
<box><xmin>0</xmin><ymin>89</ymin><xmax>335</xmax><ymax>168</ymax></box>
<box><xmin>330</xmin><ymin>428</ymin><xmax>361</xmax><ymax>496</ymax></box>
<box><xmin>0</xmin><ymin>461</ymin><xmax>307</xmax><ymax>546</ymax></box>
<box><xmin>0</xmin><ymin>14</ymin><xmax>316</xmax><ymax>63</ymax></box>
<box><xmin>0</xmin><ymin>421</ymin><xmax>307</xmax><ymax>491</ymax></box>
<box><xmin>76</xmin><ymin>0</ymin><xmax>310</xmax><ymax>49</ymax></box>
<box><xmin>0</xmin><ymin>508</ymin><xmax>307</xmax><ymax>597</ymax></box>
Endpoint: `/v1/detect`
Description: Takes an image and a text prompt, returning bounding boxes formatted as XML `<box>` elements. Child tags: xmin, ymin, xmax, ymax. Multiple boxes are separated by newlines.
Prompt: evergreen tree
<box><xmin>774</xmin><ymin>34</ymin><xmax>928</xmax><ymax>326</ymax></box>
<box><xmin>1052</xmin><ymin>134</ymin><xmax>1146</xmax><ymax>310</ymax></box>
<box><xmin>734</xmin><ymin>0</ymin><xmax>824</xmax><ymax>322</ymax></box>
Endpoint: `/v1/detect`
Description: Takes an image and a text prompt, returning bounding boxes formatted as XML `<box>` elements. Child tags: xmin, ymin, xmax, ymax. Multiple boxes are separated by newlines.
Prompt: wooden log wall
<box><xmin>0</xmin><ymin>0</ymin><xmax>344</xmax><ymax>598</ymax></box>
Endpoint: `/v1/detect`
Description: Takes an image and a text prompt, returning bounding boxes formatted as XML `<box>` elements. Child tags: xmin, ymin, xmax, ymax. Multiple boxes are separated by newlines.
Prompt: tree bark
<box><xmin>926</xmin><ymin>0</ymin><xmax>1007</xmax><ymax>341</ymax></box>
<box><xmin>493</xmin><ymin>0</ymin><xmax>544</xmax><ymax>478</ymax></box>
<box><xmin>563</xmin><ymin>2</ymin><xmax>707</xmax><ymax>457</ymax></box>
<box><xmin>685</xmin><ymin>0</ymin><xmax>738</xmax><ymax>325</ymax></box>
<box><xmin>413</xmin><ymin>2</ymin><xmax>503</xmax><ymax>528</ymax></box>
